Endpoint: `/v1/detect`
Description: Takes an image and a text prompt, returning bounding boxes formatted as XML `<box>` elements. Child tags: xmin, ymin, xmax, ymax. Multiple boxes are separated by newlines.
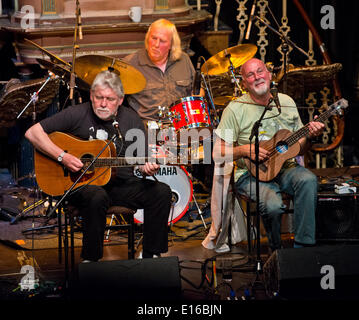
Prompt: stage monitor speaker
<box><xmin>316</xmin><ymin>193</ymin><xmax>359</xmax><ymax>241</ymax></box>
<box><xmin>263</xmin><ymin>245</ymin><xmax>359</xmax><ymax>300</ymax></box>
<box><xmin>75</xmin><ymin>256</ymin><xmax>181</xmax><ymax>300</ymax></box>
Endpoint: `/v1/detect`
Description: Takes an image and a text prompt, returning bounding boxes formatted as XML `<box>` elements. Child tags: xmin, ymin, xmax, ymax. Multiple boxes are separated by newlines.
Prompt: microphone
<box><xmin>245</xmin><ymin>0</ymin><xmax>257</xmax><ymax>40</ymax></box>
<box><xmin>270</xmin><ymin>82</ymin><xmax>281</xmax><ymax>113</ymax></box>
<box><xmin>193</xmin><ymin>56</ymin><xmax>202</xmax><ymax>95</ymax></box>
<box><xmin>112</xmin><ymin>116</ymin><xmax>122</xmax><ymax>140</ymax></box>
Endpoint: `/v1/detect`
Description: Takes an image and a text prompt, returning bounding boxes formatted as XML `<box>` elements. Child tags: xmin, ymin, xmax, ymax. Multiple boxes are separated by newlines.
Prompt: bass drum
<box><xmin>134</xmin><ymin>165</ymin><xmax>193</xmax><ymax>225</ymax></box>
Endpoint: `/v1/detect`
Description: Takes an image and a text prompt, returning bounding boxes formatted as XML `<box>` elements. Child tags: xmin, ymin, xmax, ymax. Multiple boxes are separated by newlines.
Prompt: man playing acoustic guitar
<box><xmin>213</xmin><ymin>58</ymin><xmax>325</xmax><ymax>251</ymax></box>
<box><xmin>25</xmin><ymin>70</ymin><xmax>172</xmax><ymax>262</ymax></box>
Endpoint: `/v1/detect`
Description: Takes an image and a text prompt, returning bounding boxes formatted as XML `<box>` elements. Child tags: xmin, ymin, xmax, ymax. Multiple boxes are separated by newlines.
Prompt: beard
<box><xmin>252</xmin><ymin>79</ymin><xmax>269</xmax><ymax>96</ymax></box>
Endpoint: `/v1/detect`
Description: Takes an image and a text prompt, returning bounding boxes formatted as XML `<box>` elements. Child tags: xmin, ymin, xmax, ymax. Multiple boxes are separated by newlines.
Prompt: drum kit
<box><xmin>2</xmin><ymin>37</ymin><xmax>341</xmax><ymax>227</ymax></box>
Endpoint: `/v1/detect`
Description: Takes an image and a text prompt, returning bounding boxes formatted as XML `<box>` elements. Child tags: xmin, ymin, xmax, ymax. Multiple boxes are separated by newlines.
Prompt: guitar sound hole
<box><xmin>70</xmin><ymin>154</ymin><xmax>95</xmax><ymax>184</ymax></box>
<box><xmin>275</xmin><ymin>142</ymin><xmax>288</xmax><ymax>154</ymax></box>
<box><xmin>81</xmin><ymin>154</ymin><xmax>95</xmax><ymax>173</ymax></box>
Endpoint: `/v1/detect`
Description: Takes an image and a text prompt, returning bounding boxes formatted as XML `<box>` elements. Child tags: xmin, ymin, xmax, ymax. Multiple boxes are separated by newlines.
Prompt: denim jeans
<box><xmin>235</xmin><ymin>164</ymin><xmax>318</xmax><ymax>250</ymax></box>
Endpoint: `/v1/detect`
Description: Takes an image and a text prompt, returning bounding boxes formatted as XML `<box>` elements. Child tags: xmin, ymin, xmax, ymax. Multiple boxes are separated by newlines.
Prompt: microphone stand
<box><xmin>248</xmin><ymin>98</ymin><xmax>273</xmax><ymax>286</ymax></box>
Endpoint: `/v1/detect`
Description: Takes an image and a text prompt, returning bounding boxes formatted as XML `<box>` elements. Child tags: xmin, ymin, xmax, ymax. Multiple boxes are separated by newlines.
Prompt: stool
<box><xmin>106</xmin><ymin>206</ymin><xmax>136</xmax><ymax>259</ymax></box>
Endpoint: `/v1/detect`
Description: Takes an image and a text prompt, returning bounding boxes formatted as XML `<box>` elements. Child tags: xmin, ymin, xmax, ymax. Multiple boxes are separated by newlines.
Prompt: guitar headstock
<box><xmin>331</xmin><ymin>98</ymin><xmax>349</xmax><ymax>116</ymax></box>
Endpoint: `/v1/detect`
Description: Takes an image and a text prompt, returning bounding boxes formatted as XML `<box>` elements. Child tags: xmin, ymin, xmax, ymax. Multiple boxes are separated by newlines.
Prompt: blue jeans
<box><xmin>235</xmin><ymin>165</ymin><xmax>318</xmax><ymax>250</ymax></box>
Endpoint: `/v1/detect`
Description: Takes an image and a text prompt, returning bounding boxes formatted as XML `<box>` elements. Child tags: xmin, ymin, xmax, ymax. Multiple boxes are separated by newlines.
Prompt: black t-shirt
<box><xmin>40</xmin><ymin>101</ymin><xmax>147</xmax><ymax>178</ymax></box>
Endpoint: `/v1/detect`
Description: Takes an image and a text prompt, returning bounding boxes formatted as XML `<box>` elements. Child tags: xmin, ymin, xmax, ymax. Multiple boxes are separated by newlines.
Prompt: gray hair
<box><xmin>91</xmin><ymin>70</ymin><xmax>124</xmax><ymax>99</ymax></box>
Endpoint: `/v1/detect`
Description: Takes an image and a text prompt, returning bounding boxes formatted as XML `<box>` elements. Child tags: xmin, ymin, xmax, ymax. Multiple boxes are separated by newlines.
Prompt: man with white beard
<box><xmin>211</xmin><ymin>58</ymin><xmax>325</xmax><ymax>252</ymax></box>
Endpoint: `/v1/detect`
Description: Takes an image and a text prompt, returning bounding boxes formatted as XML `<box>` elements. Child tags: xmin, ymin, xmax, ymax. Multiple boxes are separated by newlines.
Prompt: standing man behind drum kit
<box><xmin>123</xmin><ymin>18</ymin><xmax>197</xmax><ymax>123</ymax></box>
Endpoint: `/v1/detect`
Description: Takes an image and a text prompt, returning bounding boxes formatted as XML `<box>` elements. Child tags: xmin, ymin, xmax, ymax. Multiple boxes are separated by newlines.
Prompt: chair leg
<box><xmin>128</xmin><ymin>215</ymin><xmax>135</xmax><ymax>259</ymax></box>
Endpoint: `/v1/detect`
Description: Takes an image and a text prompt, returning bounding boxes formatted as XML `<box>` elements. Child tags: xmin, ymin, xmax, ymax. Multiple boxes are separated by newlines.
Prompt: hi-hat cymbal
<box><xmin>37</xmin><ymin>58</ymin><xmax>90</xmax><ymax>91</ymax></box>
<box><xmin>74</xmin><ymin>55</ymin><xmax>146</xmax><ymax>94</ymax></box>
<box><xmin>201</xmin><ymin>44</ymin><xmax>257</xmax><ymax>75</ymax></box>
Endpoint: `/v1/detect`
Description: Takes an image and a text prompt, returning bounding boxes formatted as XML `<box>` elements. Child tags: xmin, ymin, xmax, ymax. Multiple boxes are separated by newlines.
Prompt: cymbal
<box><xmin>275</xmin><ymin>63</ymin><xmax>342</xmax><ymax>86</ymax></box>
<box><xmin>213</xmin><ymin>95</ymin><xmax>236</xmax><ymax>107</ymax></box>
<box><xmin>74</xmin><ymin>55</ymin><xmax>146</xmax><ymax>94</ymax></box>
<box><xmin>0</xmin><ymin>77</ymin><xmax>60</xmax><ymax>127</ymax></box>
<box><xmin>37</xmin><ymin>58</ymin><xmax>90</xmax><ymax>91</ymax></box>
<box><xmin>23</xmin><ymin>38</ymin><xmax>70</xmax><ymax>68</ymax></box>
<box><xmin>275</xmin><ymin>63</ymin><xmax>342</xmax><ymax>98</ymax></box>
<box><xmin>201</xmin><ymin>44</ymin><xmax>257</xmax><ymax>75</ymax></box>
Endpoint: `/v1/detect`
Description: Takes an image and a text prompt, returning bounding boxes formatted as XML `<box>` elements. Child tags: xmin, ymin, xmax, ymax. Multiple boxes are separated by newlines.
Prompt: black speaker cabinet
<box><xmin>316</xmin><ymin>193</ymin><xmax>359</xmax><ymax>241</ymax></box>
<box><xmin>75</xmin><ymin>256</ymin><xmax>181</xmax><ymax>300</ymax></box>
<box><xmin>263</xmin><ymin>245</ymin><xmax>359</xmax><ymax>300</ymax></box>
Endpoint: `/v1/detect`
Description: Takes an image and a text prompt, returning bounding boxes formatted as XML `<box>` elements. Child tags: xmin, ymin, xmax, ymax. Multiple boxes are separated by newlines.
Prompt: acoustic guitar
<box><xmin>244</xmin><ymin>98</ymin><xmax>348</xmax><ymax>181</ymax></box>
<box><xmin>34</xmin><ymin>131</ymin><xmax>189</xmax><ymax>196</ymax></box>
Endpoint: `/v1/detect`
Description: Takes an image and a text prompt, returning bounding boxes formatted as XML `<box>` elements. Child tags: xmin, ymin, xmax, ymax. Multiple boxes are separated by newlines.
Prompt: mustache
<box><xmin>254</xmin><ymin>79</ymin><xmax>266</xmax><ymax>86</ymax></box>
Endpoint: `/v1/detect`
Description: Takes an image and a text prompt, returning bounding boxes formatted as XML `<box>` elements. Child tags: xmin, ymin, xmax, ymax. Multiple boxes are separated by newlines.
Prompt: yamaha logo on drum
<box><xmin>155</xmin><ymin>166</ymin><xmax>178</xmax><ymax>176</ymax></box>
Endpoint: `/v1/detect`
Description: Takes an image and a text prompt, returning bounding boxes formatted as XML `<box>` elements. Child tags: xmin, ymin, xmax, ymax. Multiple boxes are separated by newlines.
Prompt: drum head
<box><xmin>134</xmin><ymin>166</ymin><xmax>193</xmax><ymax>225</ymax></box>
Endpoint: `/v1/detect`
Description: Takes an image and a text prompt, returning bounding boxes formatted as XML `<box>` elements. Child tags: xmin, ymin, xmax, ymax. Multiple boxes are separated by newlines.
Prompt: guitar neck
<box><xmin>83</xmin><ymin>157</ymin><xmax>181</xmax><ymax>167</ymax></box>
<box><xmin>284</xmin><ymin>104</ymin><xmax>336</xmax><ymax>147</ymax></box>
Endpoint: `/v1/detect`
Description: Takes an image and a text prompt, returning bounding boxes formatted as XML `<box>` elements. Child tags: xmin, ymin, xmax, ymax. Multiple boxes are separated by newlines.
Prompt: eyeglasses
<box><xmin>245</xmin><ymin>68</ymin><xmax>265</xmax><ymax>80</ymax></box>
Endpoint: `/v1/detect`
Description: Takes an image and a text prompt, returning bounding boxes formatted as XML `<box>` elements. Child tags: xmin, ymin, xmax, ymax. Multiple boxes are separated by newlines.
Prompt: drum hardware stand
<box><xmin>200</xmin><ymin>72</ymin><xmax>220</xmax><ymax>127</ymax></box>
<box><xmin>252</xmin><ymin>14</ymin><xmax>309</xmax><ymax>95</ymax></box>
<box><xmin>15</xmin><ymin>75</ymin><xmax>54</xmax><ymax>226</ymax></box>
<box><xmin>168</xmin><ymin>196</ymin><xmax>177</xmax><ymax>232</ymax></box>
<box><xmin>187</xmin><ymin>172</ymin><xmax>208</xmax><ymax>231</ymax></box>
<box><xmin>69</xmin><ymin>0</ymin><xmax>82</xmax><ymax>106</ymax></box>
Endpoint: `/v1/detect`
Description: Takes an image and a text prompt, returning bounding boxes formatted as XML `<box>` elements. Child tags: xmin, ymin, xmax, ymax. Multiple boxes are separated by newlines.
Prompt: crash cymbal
<box><xmin>0</xmin><ymin>77</ymin><xmax>60</xmax><ymax>127</ymax></box>
<box><xmin>201</xmin><ymin>44</ymin><xmax>257</xmax><ymax>75</ymax></box>
<box><xmin>37</xmin><ymin>58</ymin><xmax>90</xmax><ymax>91</ymax></box>
<box><xmin>23</xmin><ymin>38</ymin><xmax>70</xmax><ymax>68</ymax></box>
<box><xmin>74</xmin><ymin>55</ymin><xmax>146</xmax><ymax>94</ymax></box>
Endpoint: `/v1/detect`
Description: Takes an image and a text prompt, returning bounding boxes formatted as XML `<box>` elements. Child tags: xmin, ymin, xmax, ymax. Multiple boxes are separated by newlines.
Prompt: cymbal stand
<box><xmin>186</xmin><ymin>172</ymin><xmax>208</xmax><ymax>231</ymax></box>
<box><xmin>14</xmin><ymin>75</ymin><xmax>53</xmax><ymax>291</ymax></box>
<box><xmin>200</xmin><ymin>72</ymin><xmax>219</xmax><ymax>127</ymax></box>
<box><xmin>16</xmin><ymin>76</ymin><xmax>52</xmax><ymax>120</ymax></box>
<box><xmin>16</xmin><ymin>75</ymin><xmax>54</xmax><ymax>223</ymax></box>
<box><xmin>223</xmin><ymin>50</ymin><xmax>243</xmax><ymax>93</ymax></box>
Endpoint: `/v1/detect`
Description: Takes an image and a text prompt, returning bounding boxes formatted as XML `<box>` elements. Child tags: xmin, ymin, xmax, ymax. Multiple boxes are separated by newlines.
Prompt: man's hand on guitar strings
<box><xmin>241</xmin><ymin>144</ymin><xmax>270</xmax><ymax>162</ymax></box>
<box><xmin>307</xmin><ymin>116</ymin><xmax>325</xmax><ymax>139</ymax></box>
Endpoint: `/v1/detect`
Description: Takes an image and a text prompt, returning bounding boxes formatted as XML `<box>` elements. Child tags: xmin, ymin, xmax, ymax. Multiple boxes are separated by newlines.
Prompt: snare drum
<box><xmin>169</xmin><ymin>96</ymin><xmax>211</xmax><ymax>131</ymax></box>
<box><xmin>134</xmin><ymin>165</ymin><xmax>193</xmax><ymax>225</ymax></box>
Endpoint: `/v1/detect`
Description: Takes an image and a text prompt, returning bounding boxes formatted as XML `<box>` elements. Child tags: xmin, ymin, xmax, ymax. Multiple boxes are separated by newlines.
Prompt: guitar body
<box><xmin>34</xmin><ymin>132</ymin><xmax>116</xmax><ymax>196</ymax></box>
<box><xmin>244</xmin><ymin>129</ymin><xmax>301</xmax><ymax>181</ymax></box>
